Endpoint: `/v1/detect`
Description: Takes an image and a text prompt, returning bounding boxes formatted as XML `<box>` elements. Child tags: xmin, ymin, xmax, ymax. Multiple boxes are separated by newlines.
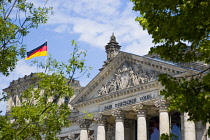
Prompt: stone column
<box><xmin>78</xmin><ymin>119</ymin><xmax>92</xmax><ymax>140</ymax></box>
<box><xmin>155</xmin><ymin>99</ymin><xmax>170</xmax><ymax>135</ymax></box>
<box><xmin>133</xmin><ymin>104</ymin><xmax>147</xmax><ymax>140</ymax></box>
<box><xmin>112</xmin><ymin>110</ymin><xmax>125</xmax><ymax>140</ymax></box>
<box><xmin>183</xmin><ymin>112</ymin><xmax>196</xmax><ymax>140</ymax></box>
<box><xmin>94</xmin><ymin>113</ymin><xmax>106</xmax><ymax>140</ymax></box>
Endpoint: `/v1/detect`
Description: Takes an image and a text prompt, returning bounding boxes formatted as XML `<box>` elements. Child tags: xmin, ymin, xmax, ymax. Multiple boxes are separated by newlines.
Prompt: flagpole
<box><xmin>45</xmin><ymin>39</ymin><xmax>48</xmax><ymax>73</ymax></box>
<box><xmin>37</xmin><ymin>62</ymin><xmax>38</xmax><ymax>73</ymax></box>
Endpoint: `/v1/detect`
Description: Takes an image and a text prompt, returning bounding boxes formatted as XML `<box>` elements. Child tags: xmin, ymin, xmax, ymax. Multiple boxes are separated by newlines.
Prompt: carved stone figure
<box><xmin>114</xmin><ymin>73</ymin><xmax>122</xmax><ymax>90</ymax></box>
<box><xmin>128</xmin><ymin>68</ymin><xmax>139</xmax><ymax>87</ymax></box>
<box><xmin>98</xmin><ymin>85</ymin><xmax>108</xmax><ymax>96</ymax></box>
<box><xmin>97</xmin><ymin>61</ymin><xmax>160</xmax><ymax>96</ymax></box>
<box><xmin>107</xmin><ymin>79</ymin><xmax>116</xmax><ymax>93</ymax></box>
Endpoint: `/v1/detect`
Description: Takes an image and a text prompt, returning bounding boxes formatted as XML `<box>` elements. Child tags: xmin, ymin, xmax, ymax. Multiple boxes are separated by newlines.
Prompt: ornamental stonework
<box><xmin>78</xmin><ymin>119</ymin><xmax>92</xmax><ymax>129</ymax></box>
<box><xmin>94</xmin><ymin>113</ymin><xmax>106</xmax><ymax>126</ymax></box>
<box><xmin>154</xmin><ymin>99</ymin><xmax>169</xmax><ymax>112</ymax></box>
<box><xmin>98</xmin><ymin>61</ymin><xmax>160</xmax><ymax>96</ymax></box>
<box><xmin>111</xmin><ymin>109</ymin><xmax>125</xmax><ymax>122</ymax></box>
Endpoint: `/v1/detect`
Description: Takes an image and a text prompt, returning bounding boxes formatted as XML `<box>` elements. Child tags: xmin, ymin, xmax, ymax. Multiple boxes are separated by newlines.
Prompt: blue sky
<box><xmin>0</xmin><ymin>0</ymin><xmax>154</xmax><ymax>115</ymax></box>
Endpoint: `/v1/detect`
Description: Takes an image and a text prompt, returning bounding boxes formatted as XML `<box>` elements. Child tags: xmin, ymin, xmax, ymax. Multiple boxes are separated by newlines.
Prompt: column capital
<box><xmin>94</xmin><ymin>113</ymin><xmax>106</xmax><ymax>126</ymax></box>
<box><xmin>133</xmin><ymin>104</ymin><xmax>147</xmax><ymax>117</ymax></box>
<box><xmin>154</xmin><ymin>99</ymin><xmax>169</xmax><ymax>112</ymax></box>
<box><xmin>133</xmin><ymin>103</ymin><xmax>144</xmax><ymax>110</ymax></box>
<box><xmin>78</xmin><ymin>119</ymin><xmax>92</xmax><ymax>129</ymax></box>
<box><xmin>67</xmin><ymin>133</ymin><xmax>75</xmax><ymax>140</ymax></box>
<box><xmin>111</xmin><ymin>109</ymin><xmax>124</xmax><ymax>122</ymax></box>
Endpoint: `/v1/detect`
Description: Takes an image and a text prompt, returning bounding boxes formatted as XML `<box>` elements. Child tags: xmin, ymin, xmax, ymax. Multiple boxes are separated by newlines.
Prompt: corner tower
<box><xmin>105</xmin><ymin>33</ymin><xmax>121</xmax><ymax>61</ymax></box>
<box><xmin>100</xmin><ymin>33</ymin><xmax>121</xmax><ymax>71</ymax></box>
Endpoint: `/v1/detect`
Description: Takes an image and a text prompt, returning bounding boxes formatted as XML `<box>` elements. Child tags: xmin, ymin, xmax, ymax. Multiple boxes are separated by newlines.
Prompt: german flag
<box><xmin>25</xmin><ymin>42</ymin><xmax>48</xmax><ymax>60</ymax></box>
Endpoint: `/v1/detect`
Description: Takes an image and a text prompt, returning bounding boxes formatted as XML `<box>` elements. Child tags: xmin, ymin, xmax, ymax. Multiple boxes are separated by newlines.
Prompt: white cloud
<box><xmin>26</xmin><ymin>0</ymin><xmax>154</xmax><ymax>55</ymax></box>
<box><xmin>0</xmin><ymin>0</ymin><xmax>155</xmax><ymax>114</ymax></box>
<box><xmin>54</xmin><ymin>24</ymin><xmax>70</xmax><ymax>33</ymax></box>
<box><xmin>41</xmin><ymin>0</ymin><xmax>154</xmax><ymax>55</ymax></box>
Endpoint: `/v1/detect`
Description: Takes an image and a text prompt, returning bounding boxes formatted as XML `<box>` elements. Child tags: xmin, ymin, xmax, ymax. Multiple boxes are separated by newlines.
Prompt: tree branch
<box><xmin>5</xmin><ymin>0</ymin><xmax>18</xmax><ymax>20</ymax></box>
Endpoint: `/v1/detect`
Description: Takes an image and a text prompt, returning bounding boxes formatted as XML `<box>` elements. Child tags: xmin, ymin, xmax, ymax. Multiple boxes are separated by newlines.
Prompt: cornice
<box><xmin>73</xmin><ymin>81</ymin><xmax>161</xmax><ymax>108</ymax></box>
<box><xmin>72</xmin><ymin>51</ymin><xmax>199</xmax><ymax>105</ymax></box>
<box><xmin>3</xmin><ymin>73</ymin><xmax>38</xmax><ymax>94</ymax></box>
<box><xmin>121</xmin><ymin>52</ymin><xmax>185</xmax><ymax>75</ymax></box>
<box><xmin>71</xmin><ymin>53</ymin><xmax>126</xmax><ymax>104</ymax></box>
<box><xmin>72</xmin><ymin>52</ymin><xmax>189</xmax><ymax>104</ymax></box>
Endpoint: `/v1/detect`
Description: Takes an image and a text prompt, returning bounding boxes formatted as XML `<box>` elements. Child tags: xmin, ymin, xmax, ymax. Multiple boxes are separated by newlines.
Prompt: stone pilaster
<box><xmin>183</xmin><ymin>112</ymin><xmax>196</xmax><ymax>140</ymax></box>
<box><xmin>155</xmin><ymin>99</ymin><xmax>170</xmax><ymax>135</ymax></box>
<box><xmin>94</xmin><ymin>113</ymin><xmax>106</xmax><ymax>140</ymax></box>
<box><xmin>78</xmin><ymin>119</ymin><xmax>92</xmax><ymax>140</ymax></box>
<box><xmin>133</xmin><ymin>104</ymin><xmax>147</xmax><ymax>140</ymax></box>
<box><xmin>112</xmin><ymin>110</ymin><xmax>125</xmax><ymax>140</ymax></box>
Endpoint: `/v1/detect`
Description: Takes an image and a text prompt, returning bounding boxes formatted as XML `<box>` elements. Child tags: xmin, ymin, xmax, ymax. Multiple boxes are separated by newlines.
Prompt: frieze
<box><xmin>100</xmin><ymin>90</ymin><xmax>159</xmax><ymax>112</ymax></box>
<box><xmin>73</xmin><ymin>82</ymin><xmax>160</xmax><ymax>108</ymax></box>
<box><xmin>98</xmin><ymin>61</ymin><xmax>160</xmax><ymax>96</ymax></box>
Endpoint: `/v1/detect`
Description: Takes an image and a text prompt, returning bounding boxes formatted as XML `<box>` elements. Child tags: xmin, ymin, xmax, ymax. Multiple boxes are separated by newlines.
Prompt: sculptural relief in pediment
<box><xmin>98</xmin><ymin>61</ymin><xmax>160</xmax><ymax>97</ymax></box>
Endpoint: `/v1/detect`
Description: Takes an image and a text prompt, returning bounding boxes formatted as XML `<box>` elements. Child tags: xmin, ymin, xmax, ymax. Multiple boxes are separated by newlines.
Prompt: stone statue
<box><xmin>98</xmin><ymin>85</ymin><xmax>108</xmax><ymax>96</ymax></box>
<box><xmin>97</xmin><ymin>61</ymin><xmax>160</xmax><ymax>96</ymax></box>
<box><xmin>107</xmin><ymin>79</ymin><xmax>116</xmax><ymax>93</ymax></box>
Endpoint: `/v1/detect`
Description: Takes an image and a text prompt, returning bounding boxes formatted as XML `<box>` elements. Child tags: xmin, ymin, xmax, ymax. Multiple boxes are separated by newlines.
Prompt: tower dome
<box><xmin>100</xmin><ymin>33</ymin><xmax>121</xmax><ymax>71</ymax></box>
<box><xmin>105</xmin><ymin>33</ymin><xmax>121</xmax><ymax>61</ymax></box>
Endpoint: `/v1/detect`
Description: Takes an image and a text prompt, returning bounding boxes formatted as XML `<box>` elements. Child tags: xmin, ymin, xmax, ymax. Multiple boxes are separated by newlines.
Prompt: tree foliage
<box><xmin>131</xmin><ymin>0</ymin><xmax>210</xmax><ymax>137</ymax></box>
<box><xmin>160</xmin><ymin>133</ymin><xmax>178</xmax><ymax>140</ymax></box>
<box><xmin>132</xmin><ymin>0</ymin><xmax>210</xmax><ymax>63</ymax></box>
<box><xmin>0</xmin><ymin>0</ymin><xmax>52</xmax><ymax>76</ymax></box>
<box><xmin>0</xmin><ymin>41</ymin><xmax>91</xmax><ymax>140</ymax></box>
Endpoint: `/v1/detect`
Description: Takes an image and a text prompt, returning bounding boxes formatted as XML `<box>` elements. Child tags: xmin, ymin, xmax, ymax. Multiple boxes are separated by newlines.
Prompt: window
<box><xmin>53</xmin><ymin>95</ymin><xmax>59</xmax><ymax>104</ymax></box>
<box><xmin>64</xmin><ymin>96</ymin><xmax>69</xmax><ymax>106</ymax></box>
<box><xmin>13</xmin><ymin>96</ymin><xmax>16</xmax><ymax>106</ymax></box>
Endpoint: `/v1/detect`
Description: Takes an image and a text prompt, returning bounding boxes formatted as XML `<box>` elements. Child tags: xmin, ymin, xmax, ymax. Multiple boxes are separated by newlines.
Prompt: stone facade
<box><xmin>4</xmin><ymin>35</ymin><xmax>210</xmax><ymax>140</ymax></box>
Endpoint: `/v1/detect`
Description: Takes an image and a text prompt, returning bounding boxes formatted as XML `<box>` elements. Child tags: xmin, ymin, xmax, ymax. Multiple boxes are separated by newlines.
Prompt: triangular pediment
<box><xmin>71</xmin><ymin>52</ymin><xmax>197</xmax><ymax>105</ymax></box>
<box><xmin>97</xmin><ymin>60</ymin><xmax>160</xmax><ymax>96</ymax></box>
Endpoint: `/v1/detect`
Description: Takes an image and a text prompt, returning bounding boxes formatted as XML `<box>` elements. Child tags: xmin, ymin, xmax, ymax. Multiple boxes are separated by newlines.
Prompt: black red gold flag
<box><xmin>25</xmin><ymin>42</ymin><xmax>48</xmax><ymax>60</ymax></box>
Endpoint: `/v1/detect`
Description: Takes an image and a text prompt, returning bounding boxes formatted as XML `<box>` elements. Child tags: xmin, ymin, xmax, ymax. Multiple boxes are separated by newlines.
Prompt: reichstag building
<box><xmin>4</xmin><ymin>34</ymin><xmax>209</xmax><ymax>140</ymax></box>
